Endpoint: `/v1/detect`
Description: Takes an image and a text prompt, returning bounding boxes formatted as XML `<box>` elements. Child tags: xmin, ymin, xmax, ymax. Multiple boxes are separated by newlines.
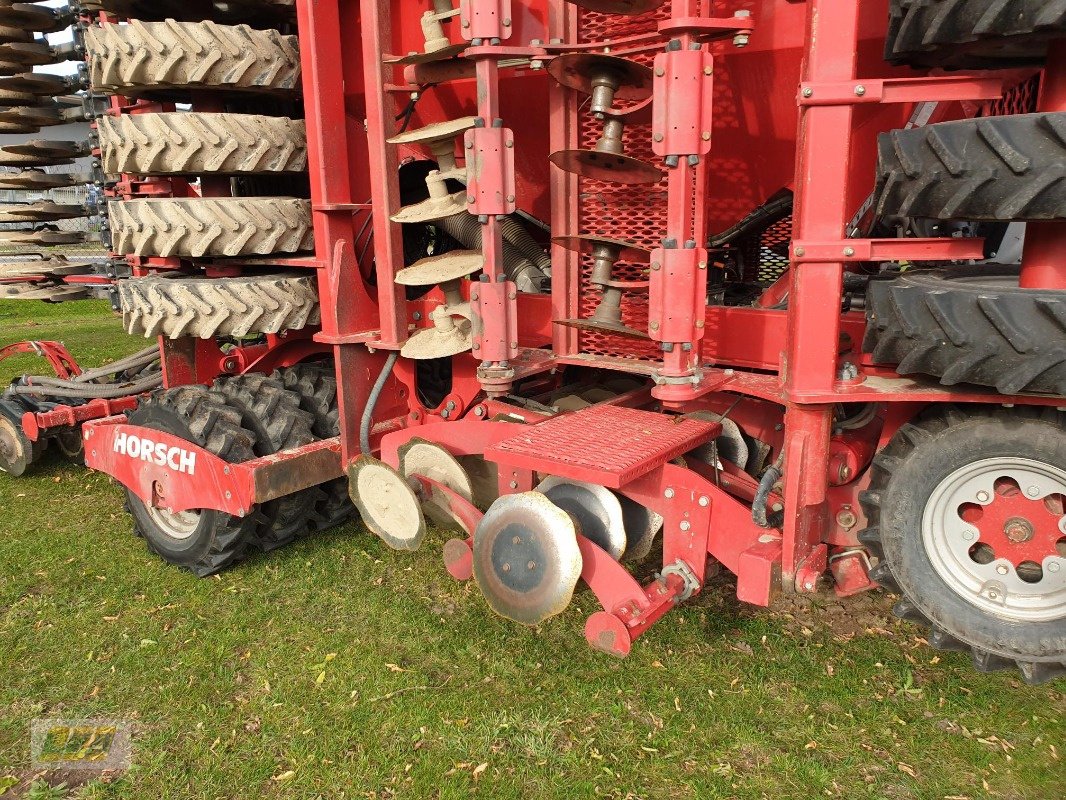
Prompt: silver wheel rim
<box><xmin>146</xmin><ymin>505</ymin><xmax>201</xmax><ymax>541</ymax></box>
<box><xmin>923</xmin><ymin>457</ymin><xmax>1066</xmax><ymax>623</ymax></box>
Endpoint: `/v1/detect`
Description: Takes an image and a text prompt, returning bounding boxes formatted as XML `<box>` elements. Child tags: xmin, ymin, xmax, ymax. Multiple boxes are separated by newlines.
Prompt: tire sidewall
<box><xmin>125</xmin><ymin>402</ymin><xmax>222</xmax><ymax>567</ymax></box>
<box><xmin>881</xmin><ymin>414</ymin><xmax>1066</xmax><ymax>662</ymax></box>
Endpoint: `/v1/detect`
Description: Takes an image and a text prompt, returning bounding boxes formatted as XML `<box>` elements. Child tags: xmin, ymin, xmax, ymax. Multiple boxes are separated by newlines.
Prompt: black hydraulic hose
<box><xmin>752</xmin><ymin>452</ymin><xmax>785</xmax><ymax>529</ymax></box>
<box><xmin>360</xmin><ymin>351</ymin><xmax>399</xmax><ymax>456</ymax></box>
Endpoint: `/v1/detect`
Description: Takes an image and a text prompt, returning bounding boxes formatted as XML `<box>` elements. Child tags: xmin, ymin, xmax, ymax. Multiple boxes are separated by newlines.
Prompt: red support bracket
<box><xmin>658</xmin><ymin>16</ymin><xmax>755</xmax><ymax>43</ymax></box>
<box><xmin>791</xmin><ymin>237</ymin><xmax>985</xmax><ymax>263</ymax></box>
<box><xmin>464</xmin><ymin>126</ymin><xmax>516</xmax><ymax>217</ymax></box>
<box><xmin>459</xmin><ymin>0</ymin><xmax>513</xmax><ymax>42</ymax></box>
<box><xmin>0</xmin><ymin>340</ymin><xmax>81</xmax><ymax>380</ymax></box>
<box><xmin>651</xmin><ymin>49</ymin><xmax>715</xmax><ymax>158</ymax></box>
<box><xmin>798</xmin><ymin>76</ymin><xmax>1003</xmax><ymax>106</ymax></box>
<box><xmin>648</xmin><ymin>246</ymin><xmax>709</xmax><ymax>343</ymax></box>
<box><xmin>471</xmin><ymin>278</ymin><xmax>519</xmax><ymax>363</ymax></box>
<box><xmin>83</xmin><ymin>418</ymin><xmax>342</xmax><ymax>516</ymax></box>
<box><xmin>23</xmin><ymin>397</ymin><xmax>138</xmax><ymax>441</ymax></box>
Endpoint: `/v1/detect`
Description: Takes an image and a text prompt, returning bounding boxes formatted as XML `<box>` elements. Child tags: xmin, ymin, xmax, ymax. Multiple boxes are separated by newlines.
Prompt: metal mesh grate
<box><xmin>487</xmin><ymin>404</ymin><xmax>718</xmax><ymax>487</ymax></box>
<box><xmin>980</xmin><ymin>74</ymin><xmax>1041</xmax><ymax>117</ymax></box>
<box><xmin>575</xmin><ymin>5</ymin><xmax>674</xmax><ymax>361</ymax></box>
<box><xmin>741</xmin><ymin>213</ymin><xmax>793</xmax><ymax>285</ymax></box>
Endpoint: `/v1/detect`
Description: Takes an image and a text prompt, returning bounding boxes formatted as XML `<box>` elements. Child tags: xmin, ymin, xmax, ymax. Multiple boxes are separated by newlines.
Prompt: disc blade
<box><xmin>554</xmin><ymin>317</ymin><xmax>650</xmax><ymax>340</ymax></box>
<box><xmin>549</xmin><ymin>148</ymin><xmax>663</xmax><ymax>185</ymax></box>
<box><xmin>536</xmin><ymin>476</ymin><xmax>628</xmax><ymax>560</ymax></box>
<box><xmin>347</xmin><ymin>455</ymin><xmax>427</xmax><ymax>551</ymax></box>
<box><xmin>472</xmin><ymin>492</ymin><xmax>583</xmax><ymax>625</ymax></box>
<box><xmin>395</xmin><ymin>250</ymin><xmax>482</xmax><ymax>287</ymax></box>
<box><xmin>0</xmin><ymin>41</ymin><xmax>58</xmax><ymax>67</ymax></box>
<box><xmin>0</xmin><ymin>72</ymin><xmax>77</xmax><ymax>95</ymax></box>
<box><xmin>551</xmin><ymin>234</ymin><xmax>651</xmax><ymax>264</ymax></box>
<box><xmin>566</xmin><ymin>0</ymin><xmax>666</xmax><ymax>15</ymax></box>
<box><xmin>0</xmin><ymin>282</ymin><xmax>90</xmax><ymax>302</ymax></box>
<box><xmin>0</xmin><ymin>169</ymin><xmax>83</xmax><ymax>189</ymax></box>
<box><xmin>390</xmin><ymin>191</ymin><xmax>467</xmax><ymax>224</ymax></box>
<box><xmin>615</xmin><ymin>493</ymin><xmax>663</xmax><ymax>563</ymax></box>
<box><xmin>385</xmin><ymin>43</ymin><xmax>466</xmax><ymax>66</ymax></box>
<box><xmin>398</xmin><ymin>437</ymin><xmax>474</xmax><ymax>531</ymax></box>
<box><xmin>547</xmin><ymin>53</ymin><xmax>654</xmax><ymax>100</ymax></box>
<box><xmin>0</xmin><ymin>4</ymin><xmax>70</xmax><ymax>34</ymax></box>
<box><xmin>388</xmin><ymin>116</ymin><xmax>477</xmax><ymax>146</ymax></box>
<box><xmin>0</xmin><ymin>229</ymin><xmax>87</xmax><ymax>246</ymax></box>
<box><xmin>401</xmin><ymin>318</ymin><xmax>473</xmax><ymax>360</ymax></box>
<box><xmin>0</xmin><ymin>202</ymin><xmax>88</xmax><ymax>222</ymax></box>
<box><xmin>0</xmin><ymin>404</ymin><xmax>32</xmax><ymax>476</ymax></box>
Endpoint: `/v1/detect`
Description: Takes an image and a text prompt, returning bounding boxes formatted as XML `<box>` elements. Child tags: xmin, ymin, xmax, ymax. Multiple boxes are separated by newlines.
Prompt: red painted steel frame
<box><xmin>0</xmin><ymin>341</ymin><xmax>81</xmax><ymax>380</ymax></box>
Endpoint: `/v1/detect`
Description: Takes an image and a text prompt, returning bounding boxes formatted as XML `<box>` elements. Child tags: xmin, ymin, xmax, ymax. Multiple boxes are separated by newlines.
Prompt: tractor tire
<box><xmin>864</xmin><ymin>265</ymin><xmax>1066</xmax><ymax>396</ymax></box>
<box><xmin>885</xmin><ymin>0</ymin><xmax>1066</xmax><ymax>69</ymax></box>
<box><xmin>277</xmin><ymin>363</ymin><xmax>357</xmax><ymax>531</ymax></box>
<box><xmin>110</xmin><ymin>197</ymin><xmax>313</xmax><ymax>258</ymax></box>
<box><xmin>875</xmin><ymin>113</ymin><xmax>1066</xmax><ymax>222</ymax></box>
<box><xmin>98</xmin><ymin>113</ymin><xmax>307</xmax><ymax>176</ymax></box>
<box><xmin>85</xmin><ymin>20</ymin><xmax>301</xmax><ymax>96</ymax></box>
<box><xmin>119</xmin><ymin>273</ymin><xmax>320</xmax><ymax>340</ymax></box>
<box><xmin>214</xmin><ymin>373</ymin><xmax>321</xmax><ymax>551</ymax></box>
<box><xmin>125</xmin><ymin>385</ymin><xmax>264</xmax><ymax>576</ymax></box>
<box><xmin>858</xmin><ymin>405</ymin><xmax>1066</xmax><ymax>684</ymax></box>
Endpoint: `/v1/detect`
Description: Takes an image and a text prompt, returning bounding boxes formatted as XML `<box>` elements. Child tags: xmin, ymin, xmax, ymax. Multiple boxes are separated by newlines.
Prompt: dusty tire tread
<box><xmin>99</xmin><ymin>113</ymin><xmax>307</xmax><ymax>176</ymax></box>
<box><xmin>86</xmin><ymin>20</ymin><xmax>300</xmax><ymax>95</ymax></box>
<box><xmin>110</xmin><ymin>197</ymin><xmax>313</xmax><ymax>258</ymax></box>
<box><xmin>119</xmin><ymin>273</ymin><xmax>321</xmax><ymax>340</ymax></box>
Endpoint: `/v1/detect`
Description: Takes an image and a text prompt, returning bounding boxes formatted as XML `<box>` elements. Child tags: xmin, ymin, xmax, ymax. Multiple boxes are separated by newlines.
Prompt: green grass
<box><xmin>0</xmin><ymin>299</ymin><xmax>1063</xmax><ymax>800</ymax></box>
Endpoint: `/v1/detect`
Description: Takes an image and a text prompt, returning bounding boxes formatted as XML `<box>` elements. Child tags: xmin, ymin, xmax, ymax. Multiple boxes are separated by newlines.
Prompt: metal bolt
<box><xmin>650</xmin><ymin>321</ymin><xmax>660</xmax><ymax>331</ymax></box>
<box><xmin>474</xmin><ymin>405</ymin><xmax>486</xmax><ymax>417</ymax></box>
<box><xmin>804</xmin><ymin>582</ymin><xmax>814</xmax><ymax>591</ymax></box>
<box><xmin>467</xmin><ymin>195</ymin><xmax>476</xmax><ymax>204</ymax></box>
<box><xmin>225</xmin><ymin>491</ymin><xmax>232</xmax><ymax>500</ymax></box>
<box><xmin>976</xmin><ymin>490</ymin><xmax>990</xmax><ymax>503</ymax></box>
<box><xmin>702</xmin><ymin>131</ymin><xmax>711</xmax><ymax>141</ymax></box>
<box><xmin>854</xmin><ymin>85</ymin><xmax>866</xmax><ymax>96</ymax></box>
<box><xmin>502</xmin><ymin>562</ymin><xmax>511</xmax><ymax>572</ymax></box>
<box><xmin>654</xmin><ymin>133</ymin><xmax>664</xmax><ymax>142</ymax></box>
<box><xmin>843</xmin><ymin>247</ymin><xmax>855</xmax><ymax>257</ymax></box>
<box><xmin>651</xmin><ymin>262</ymin><xmax>661</xmax><ymax>271</ymax></box>
<box><xmin>440</xmin><ymin>409</ymin><xmax>450</xmax><ymax>419</ymax></box>
<box><xmin>698</xmin><ymin>496</ymin><xmax>709</xmax><ymax>507</ymax></box>
<box><xmin>512</xmin><ymin>536</ymin><xmax>521</xmax><ymax>545</ymax></box>
<box><xmin>223</xmin><ymin>466</ymin><xmax>230</xmax><ymax>475</ymax></box>
<box><xmin>704</xmin><ymin>66</ymin><xmax>713</xmax><ymax>76</ymax></box>
<box><xmin>1049</xmin><ymin>563</ymin><xmax>1061</xmax><ymax>573</ymax></box>
<box><xmin>665</xmin><ymin>488</ymin><xmax>675</xmax><ymax>499</ymax></box>
<box><xmin>509</xmin><ymin>480</ymin><xmax>519</xmax><ymax>489</ymax></box>
<box><xmin>795</xmin><ymin>247</ymin><xmax>806</xmax><ymax>257</ymax></box>
<box><xmin>996</xmin><ymin>564</ymin><xmax>1009</xmax><ymax>575</ymax></box>
<box><xmin>655</xmin><ymin>67</ymin><xmax>665</xmax><ymax>77</ymax></box>
<box><xmin>680</xmin><ymin>521</ymin><xmax>692</xmax><ymax>532</ymax></box>
<box><xmin>1027</xmin><ymin>486</ymin><xmax>1041</xmax><ymax>498</ymax></box>
<box><xmin>988</xmin><ymin>590</ymin><xmax>999</xmax><ymax>600</ymax></box>
<box><xmin>527</xmin><ymin>561</ymin><xmax>536</xmax><ymax>570</ymax></box>
<box><xmin>962</xmin><ymin>529</ymin><xmax>975</xmax><ymax>541</ymax></box>
<box><xmin>802</xmin><ymin>87</ymin><xmax>814</xmax><ymax>98</ymax></box>
<box><xmin>507</xmin><ymin>194</ymin><xmax>516</xmax><ymax>203</ymax></box>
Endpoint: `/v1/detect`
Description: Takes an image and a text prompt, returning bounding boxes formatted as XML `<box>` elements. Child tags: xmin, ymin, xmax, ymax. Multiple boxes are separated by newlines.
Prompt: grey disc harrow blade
<box><xmin>0</xmin><ymin>202</ymin><xmax>88</xmax><ymax>223</ymax></box>
<box><xmin>0</xmin><ymin>72</ymin><xmax>80</xmax><ymax>96</ymax></box>
<box><xmin>0</xmin><ymin>3</ymin><xmax>72</xmax><ymax>35</ymax></box>
<box><xmin>0</xmin><ymin>103</ymin><xmax>63</xmax><ymax>126</ymax></box>
<box><xmin>0</xmin><ymin>229</ymin><xmax>88</xmax><ymax>246</ymax></box>
<box><xmin>0</xmin><ymin>139</ymin><xmax>82</xmax><ymax>167</ymax></box>
<box><xmin>0</xmin><ymin>169</ymin><xmax>85</xmax><ymax>189</ymax></box>
<box><xmin>0</xmin><ymin>282</ymin><xmax>90</xmax><ymax>302</ymax></box>
<box><xmin>0</xmin><ymin>42</ymin><xmax>61</xmax><ymax>67</ymax></box>
<box><xmin>0</xmin><ymin>256</ymin><xmax>94</xmax><ymax>279</ymax></box>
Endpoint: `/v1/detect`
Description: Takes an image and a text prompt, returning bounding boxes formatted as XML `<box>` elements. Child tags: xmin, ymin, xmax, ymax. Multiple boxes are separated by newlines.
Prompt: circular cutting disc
<box><xmin>388</xmin><ymin>116</ymin><xmax>477</xmax><ymax>146</ymax></box>
<box><xmin>554</xmin><ymin>316</ymin><xmax>650</xmax><ymax>340</ymax></box>
<box><xmin>548</xmin><ymin>53</ymin><xmax>654</xmax><ymax>100</ymax></box>
<box><xmin>390</xmin><ymin>190</ymin><xmax>468</xmax><ymax>224</ymax></box>
<box><xmin>615</xmin><ymin>492</ymin><xmax>664</xmax><ymax>563</ymax></box>
<box><xmin>395</xmin><ymin>250</ymin><xmax>483</xmax><ymax>287</ymax></box>
<box><xmin>401</xmin><ymin>318</ymin><xmax>473</xmax><ymax>360</ymax></box>
<box><xmin>0</xmin><ymin>406</ymin><xmax>31</xmax><ymax>476</ymax></box>
<box><xmin>385</xmin><ymin>43</ymin><xmax>467</xmax><ymax>66</ymax></box>
<box><xmin>399</xmin><ymin>438</ymin><xmax>474</xmax><ymax>531</ymax></box>
<box><xmin>552</xmin><ymin>234</ymin><xmax>651</xmax><ymax>264</ymax></box>
<box><xmin>549</xmin><ymin>148</ymin><xmax>663</xmax><ymax>185</ymax></box>
<box><xmin>348</xmin><ymin>455</ymin><xmax>427</xmax><ymax>551</ymax></box>
<box><xmin>568</xmin><ymin>0</ymin><xmax>666</xmax><ymax>15</ymax></box>
<box><xmin>686</xmin><ymin>414</ymin><xmax>750</xmax><ymax>471</ymax></box>
<box><xmin>537</xmin><ymin>476</ymin><xmax>627</xmax><ymax>560</ymax></box>
<box><xmin>473</xmin><ymin>492</ymin><xmax>584</xmax><ymax>625</ymax></box>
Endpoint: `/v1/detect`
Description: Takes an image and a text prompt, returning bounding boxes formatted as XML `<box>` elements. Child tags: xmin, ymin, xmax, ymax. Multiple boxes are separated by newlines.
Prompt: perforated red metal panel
<box><xmin>576</xmin><ymin>6</ymin><xmax>673</xmax><ymax>361</ymax></box>
<box><xmin>981</xmin><ymin>74</ymin><xmax>1041</xmax><ymax>117</ymax></box>
<box><xmin>486</xmin><ymin>404</ymin><xmax>719</xmax><ymax>488</ymax></box>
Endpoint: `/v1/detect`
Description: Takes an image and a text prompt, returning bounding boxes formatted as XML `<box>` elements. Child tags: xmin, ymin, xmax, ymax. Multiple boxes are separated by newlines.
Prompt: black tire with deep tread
<box><xmin>886</xmin><ymin>0</ymin><xmax>1066</xmax><ymax>69</ymax></box>
<box><xmin>864</xmin><ymin>265</ymin><xmax>1066</xmax><ymax>397</ymax></box>
<box><xmin>858</xmin><ymin>405</ymin><xmax>1066</xmax><ymax>684</ymax></box>
<box><xmin>213</xmin><ymin>374</ymin><xmax>321</xmax><ymax>551</ymax></box>
<box><xmin>125</xmin><ymin>386</ymin><xmax>263</xmax><ymax>577</ymax></box>
<box><xmin>875</xmin><ymin>113</ymin><xmax>1066</xmax><ymax>223</ymax></box>
<box><xmin>277</xmin><ymin>363</ymin><xmax>356</xmax><ymax>531</ymax></box>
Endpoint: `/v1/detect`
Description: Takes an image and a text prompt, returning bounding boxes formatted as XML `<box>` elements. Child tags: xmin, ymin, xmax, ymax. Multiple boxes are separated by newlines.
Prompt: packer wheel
<box><xmin>859</xmin><ymin>406</ymin><xmax>1066</xmax><ymax>684</ymax></box>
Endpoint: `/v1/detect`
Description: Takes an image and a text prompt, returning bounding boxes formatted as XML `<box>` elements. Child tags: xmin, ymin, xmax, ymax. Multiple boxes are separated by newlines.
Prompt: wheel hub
<box><xmin>924</xmin><ymin>457</ymin><xmax>1066</xmax><ymax>623</ymax></box>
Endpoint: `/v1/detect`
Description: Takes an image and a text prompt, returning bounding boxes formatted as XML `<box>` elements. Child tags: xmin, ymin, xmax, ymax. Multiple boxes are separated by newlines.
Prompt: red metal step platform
<box><xmin>485</xmin><ymin>405</ymin><xmax>720</xmax><ymax>488</ymax></box>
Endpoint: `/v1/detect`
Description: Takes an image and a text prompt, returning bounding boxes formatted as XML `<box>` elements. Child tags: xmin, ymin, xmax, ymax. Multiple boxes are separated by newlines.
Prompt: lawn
<box><xmin>0</xmin><ymin>299</ymin><xmax>1062</xmax><ymax>800</ymax></box>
